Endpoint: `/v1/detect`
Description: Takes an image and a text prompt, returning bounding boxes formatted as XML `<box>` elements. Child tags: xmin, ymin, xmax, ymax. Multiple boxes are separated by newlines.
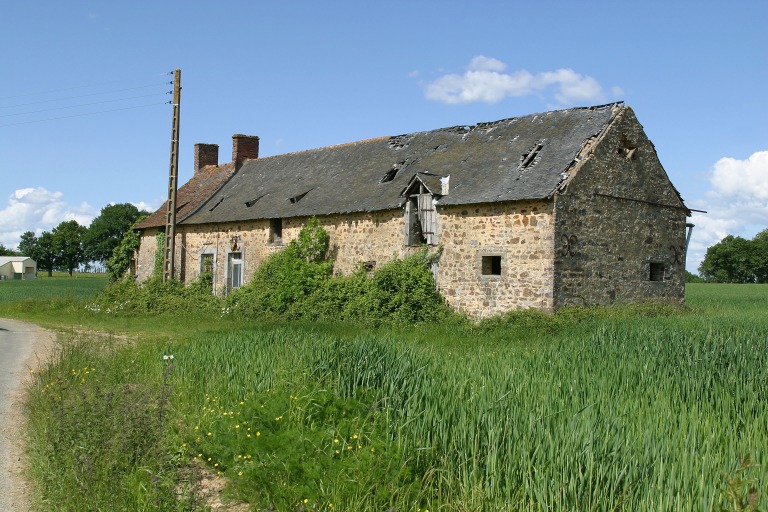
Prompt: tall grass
<box><xmin>22</xmin><ymin>284</ymin><xmax>768</xmax><ymax>510</ymax></box>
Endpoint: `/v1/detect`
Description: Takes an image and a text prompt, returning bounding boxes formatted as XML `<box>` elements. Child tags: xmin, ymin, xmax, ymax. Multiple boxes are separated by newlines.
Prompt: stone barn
<box><xmin>135</xmin><ymin>102</ymin><xmax>690</xmax><ymax>318</ymax></box>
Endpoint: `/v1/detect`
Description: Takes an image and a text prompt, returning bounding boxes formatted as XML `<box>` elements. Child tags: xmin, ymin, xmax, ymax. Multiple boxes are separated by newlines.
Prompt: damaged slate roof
<box><xmin>136</xmin><ymin>163</ymin><xmax>236</xmax><ymax>229</ymax></box>
<box><xmin>182</xmin><ymin>103</ymin><xmax>621</xmax><ymax>225</ymax></box>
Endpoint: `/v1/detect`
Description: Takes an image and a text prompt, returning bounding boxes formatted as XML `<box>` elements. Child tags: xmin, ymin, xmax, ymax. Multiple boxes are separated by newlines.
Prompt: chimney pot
<box><xmin>194</xmin><ymin>143</ymin><xmax>219</xmax><ymax>173</ymax></box>
<box><xmin>232</xmin><ymin>134</ymin><xmax>260</xmax><ymax>169</ymax></box>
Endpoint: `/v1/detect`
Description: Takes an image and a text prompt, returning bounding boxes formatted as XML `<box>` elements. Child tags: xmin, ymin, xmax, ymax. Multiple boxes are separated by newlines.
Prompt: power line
<box><xmin>0</xmin><ymin>101</ymin><xmax>169</xmax><ymax>128</ymax></box>
<box><xmin>0</xmin><ymin>82</ymin><xmax>171</xmax><ymax>109</ymax></box>
<box><xmin>0</xmin><ymin>72</ymin><xmax>174</xmax><ymax>101</ymax></box>
<box><xmin>0</xmin><ymin>92</ymin><xmax>170</xmax><ymax>118</ymax></box>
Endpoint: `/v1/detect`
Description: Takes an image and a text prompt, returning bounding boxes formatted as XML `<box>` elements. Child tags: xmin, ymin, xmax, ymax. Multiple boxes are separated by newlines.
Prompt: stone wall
<box><xmin>553</xmin><ymin>107</ymin><xmax>688</xmax><ymax>307</ymax></box>
<box><xmin>136</xmin><ymin>200</ymin><xmax>557</xmax><ymax>317</ymax></box>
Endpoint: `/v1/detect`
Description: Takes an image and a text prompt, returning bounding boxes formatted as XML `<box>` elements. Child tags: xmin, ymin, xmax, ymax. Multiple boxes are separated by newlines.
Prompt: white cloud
<box><xmin>685</xmin><ymin>150</ymin><xmax>768</xmax><ymax>273</ymax></box>
<box><xmin>0</xmin><ymin>187</ymin><xmax>96</xmax><ymax>250</ymax></box>
<box><xmin>423</xmin><ymin>56</ymin><xmax>620</xmax><ymax>106</ymax></box>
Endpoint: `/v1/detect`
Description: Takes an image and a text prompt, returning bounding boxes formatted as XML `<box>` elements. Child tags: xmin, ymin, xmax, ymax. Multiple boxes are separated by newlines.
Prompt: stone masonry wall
<box><xmin>553</xmin><ymin>107</ymin><xmax>688</xmax><ymax>307</ymax></box>
<box><xmin>137</xmin><ymin>200</ymin><xmax>556</xmax><ymax>318</ymax></box>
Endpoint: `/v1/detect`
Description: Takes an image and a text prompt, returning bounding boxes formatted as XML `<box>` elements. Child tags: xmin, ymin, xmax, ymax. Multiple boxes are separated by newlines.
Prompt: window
<box><xmin>649</xmin><ymin>262</ymin><xmax>665</xmax><ymax>282</ymax></box>
<box><xmin>227</xmin><ymin>252</ymin><xmax>243</xmax><ymax>291</ymax></box>
<box><xmin>482</xmin><ymin>256</ymin><xmax>502</xmax><ymax>276</ymax></box>
<box><xmin>270</xmin><ymin>219</ymin><xmax>283</xmax><ymax>244</ymax></box>
<box><xmin>200</xmin><ymin>253</ymin><xmax>214</xmax><ymax>274</ymax></box>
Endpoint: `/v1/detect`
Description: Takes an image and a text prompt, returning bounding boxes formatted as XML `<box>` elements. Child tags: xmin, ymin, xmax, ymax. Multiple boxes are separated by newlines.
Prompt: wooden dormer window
<box><xmin>402</xmin><ymin>175</ymin><xmax>441</xmax><ymax>246</ymax></box>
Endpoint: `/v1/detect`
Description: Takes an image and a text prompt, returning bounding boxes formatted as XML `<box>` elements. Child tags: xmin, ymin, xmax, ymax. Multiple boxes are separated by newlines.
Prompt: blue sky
<box><xmin>1</xmin><ymin>0</ymin><xmax>766</xmax><ymax>273</ymax></box>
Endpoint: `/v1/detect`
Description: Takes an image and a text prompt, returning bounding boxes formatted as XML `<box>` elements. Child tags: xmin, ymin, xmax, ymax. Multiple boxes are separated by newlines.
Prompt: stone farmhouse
<box><xmin>135</xmin><ymin>103</ymin><xmax>690</xmax><ymax>318</ymax></box>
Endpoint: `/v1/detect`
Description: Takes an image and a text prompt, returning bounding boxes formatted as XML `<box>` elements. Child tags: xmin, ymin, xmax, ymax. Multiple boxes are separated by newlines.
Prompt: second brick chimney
<box><xmin>232</xmin><ymin>134</ymin><xmax>260</xmax><ymax>170</ymax></box>
<box><xmin>194</xmin><ymin>143</ymin><xmax>219</xmax><ymax>173</ymax></box>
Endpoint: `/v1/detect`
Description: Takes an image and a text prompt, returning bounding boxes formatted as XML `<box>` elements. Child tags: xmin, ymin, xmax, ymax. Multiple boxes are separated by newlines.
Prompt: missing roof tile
<box><xmin>519</xmin><ymin>141</ymin><xmax>545</xmax><ymax>171</ymax></box>
<box><xmin>379</xmin><ymin>165</ymin><xmax>400</xmax><ymax>184</ymax></box>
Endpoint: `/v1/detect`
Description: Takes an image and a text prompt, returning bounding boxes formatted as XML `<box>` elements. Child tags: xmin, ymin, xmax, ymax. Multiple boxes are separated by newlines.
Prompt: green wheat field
<box><xmin>3</xmin><ymin>281</ymin><xmax>766</xmax><ymax>511</ymax></box>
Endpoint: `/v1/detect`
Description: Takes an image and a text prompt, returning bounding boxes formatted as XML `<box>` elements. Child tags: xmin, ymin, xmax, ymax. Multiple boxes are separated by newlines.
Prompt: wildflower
<box><xmin>162</xmin><ymin>355</ymin><xmax>174</xmax><ymax>361</ymax></box>
<box><xmin>238</xmin><ymin>471</ymin><xmax>243</xmax><ymax>476</ymax></box>
<box><xmin>333</xmin><ymin>439</ymin><xmax>339</xmax><ymax>444</ymax></box>
<box><xmin>256</xmin><ymin>432</ymin><xmax>261</xmax><ymax>436</ymax></box>
<box><xmin>304</xmin><ymin>499</ymin><xmax>309</xmax><ymax>504</ymax></box>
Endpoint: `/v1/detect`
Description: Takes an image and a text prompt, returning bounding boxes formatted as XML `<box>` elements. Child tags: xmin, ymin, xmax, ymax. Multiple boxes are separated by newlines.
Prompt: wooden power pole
<box><xmin>163</xmin><ymin>69</ymin><xmax>181</xmax><ymax>282</ymax></box>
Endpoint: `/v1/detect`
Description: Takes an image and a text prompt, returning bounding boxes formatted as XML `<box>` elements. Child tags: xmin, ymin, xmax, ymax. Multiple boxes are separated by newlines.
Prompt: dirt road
<box><xmin>0</xmin><ymin>318</ymin><xmax>56</xmax><ymax>512</ymax></box>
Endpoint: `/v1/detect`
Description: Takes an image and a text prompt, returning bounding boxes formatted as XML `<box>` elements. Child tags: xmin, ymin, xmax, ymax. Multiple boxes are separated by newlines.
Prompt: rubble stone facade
<box><xmin>135</xmin><ymin>104</ymin><xmax>689</xmax><ymax>318</ymax></box>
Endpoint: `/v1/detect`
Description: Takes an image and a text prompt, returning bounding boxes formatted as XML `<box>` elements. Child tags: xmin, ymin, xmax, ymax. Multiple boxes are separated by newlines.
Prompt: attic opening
<box><xmin>519</xmin><ymin>141</ymin><xmax>545</xmax><ymax>170</ymax></box>
<box><xmin>289</xmin><ymin>191</ymin><xmax>309</xmax><ymax>204</ymax></box>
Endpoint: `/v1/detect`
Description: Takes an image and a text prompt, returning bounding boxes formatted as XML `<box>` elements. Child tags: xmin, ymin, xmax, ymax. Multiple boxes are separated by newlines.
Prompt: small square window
<box><xmin>649</xmin><ymin>262</ymin><xmax>665</xmax><ymax>282</ymax></box>
<box><xmin>482</xmin><ymin>256</ymin><xmax>502</xmax><ymax>276</ymax></box>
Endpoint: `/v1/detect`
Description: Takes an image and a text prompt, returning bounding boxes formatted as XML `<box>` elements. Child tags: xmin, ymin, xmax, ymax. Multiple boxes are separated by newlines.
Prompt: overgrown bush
<box><xmin>96</xmin><ymin>218</ymin><xmax>453</xmax><ymax>324</ymax></box>
<box><xmin>225</xmin><ymin>218</ymin><xmax>333</xmax><ymax>317</ymax></box>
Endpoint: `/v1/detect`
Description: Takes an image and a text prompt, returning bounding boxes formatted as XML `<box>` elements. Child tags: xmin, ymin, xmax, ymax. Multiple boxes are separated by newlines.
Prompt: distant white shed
<box><xmin>0</xmin><ymin>257</ymin><xmax>37</xmax><ymax>280</ymax></box>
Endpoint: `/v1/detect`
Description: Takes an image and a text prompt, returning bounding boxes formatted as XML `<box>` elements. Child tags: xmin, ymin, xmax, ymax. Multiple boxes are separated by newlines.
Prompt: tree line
<box><xmin>697</xmin><ymin>228</ymin><xmax>768</xmax><ymax>283</ymax></box>
<box><xmin>3</xmin><ymin>203</ymin><xmax>148</xmax><ymax>277</ymax></box>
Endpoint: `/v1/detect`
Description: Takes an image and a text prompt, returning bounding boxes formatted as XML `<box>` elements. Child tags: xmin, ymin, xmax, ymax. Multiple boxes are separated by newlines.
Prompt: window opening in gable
<box><xmin>270</xmin><ymin>218</ymin><xmax>283</xmax><ymax>244</ymax></box>
<box><xmin>482</xmin><ymin>255</ymin><xmax>502</xmax><ymax>276</ymax></box>
<box><xmin>649</xmin><ymin>262</ymin><xmax>665</xmax><ymax>282</ymax></box>
<box><xmin>618</xmin><ymin>135</ymin><xmax>637</xmax><ymax>160</ymax></box>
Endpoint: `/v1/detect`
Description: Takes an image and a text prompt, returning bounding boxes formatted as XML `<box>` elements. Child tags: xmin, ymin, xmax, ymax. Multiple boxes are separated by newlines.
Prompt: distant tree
<box><xmin>36</xmin><ymin>231</ymin><xmax>57</xmax><ymax>277</ymax></box>
<box><xmin>0</xmin><ymin>244</ymin><xmax>19</xmax><ymax>256</ymax></box>
<box><xmin>752</xmin><ymin>229</ymin><xmax>768</xmax><ymax>284</ymax></box>
<box><xmin>17</xmin><ymin>231</ymin><xmax>38</xmax><ymax>257</ymax></box>
<box><xmin>84</xmin><ymin>203</ymin><xmax>147</xmax><ymax>263</ymax></box>
<box><xmin>698</xmin><ymin>230</ymin><xmax>768</xmax><ymax>283</ymax></box>
<box><xmin>52</xmin><ymin>220</ymin><xmax>87</xmax><ymax>276</ymax></box>
<box><xmin>684</xmin><ymin>270</ymin><xmax>703</xmax><ymax>283</ymax></box>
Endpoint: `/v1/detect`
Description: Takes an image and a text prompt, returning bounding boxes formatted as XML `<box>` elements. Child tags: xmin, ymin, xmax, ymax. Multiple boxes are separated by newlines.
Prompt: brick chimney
<box><xmin>232</xmin><ymin>134</ymin><xmax>260</xmax><ymax>170</ymax></box>
<box><xmin>194</xmin><ymin>143</ymin><xmax>219</xmax><ymax>173</ymax></box>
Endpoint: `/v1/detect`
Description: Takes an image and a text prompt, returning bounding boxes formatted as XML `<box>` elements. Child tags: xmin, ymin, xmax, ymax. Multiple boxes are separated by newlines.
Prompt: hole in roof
<box><xmin>379</xmin><ymin>167</ymin><xmax>398</xmax><ymax>184</ymax></box>
<box><xmin>208</xmin><ymin>197</ymin><xmax>224</xmax><ymax>212</ymax></box>
<box><xmin>289</xmin><ymin>191</ymin><xmax>309</xmax><ymax>204</ymax></box>
<box><xmin>519</xmin><ymin>141</ymin><xmax>545</xmax><ymax>170</ymax></box>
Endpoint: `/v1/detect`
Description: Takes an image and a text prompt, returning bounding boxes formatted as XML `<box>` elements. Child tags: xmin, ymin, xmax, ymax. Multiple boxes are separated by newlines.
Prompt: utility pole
<box><xmin>163</xmin><ymin>69</ymin><xmax>181</xmax><ymax>282</ymax></box>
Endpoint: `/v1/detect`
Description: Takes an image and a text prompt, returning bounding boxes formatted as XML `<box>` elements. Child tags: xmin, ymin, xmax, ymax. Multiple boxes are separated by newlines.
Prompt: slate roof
<box><xmin>182</xmin><ymin>103</ymin><xmax>622</xmax><ymax>225</ymax></box>
<box><xmin>136</xmin><ymin>163</ymin><xmax>236</xmax><ymax>229</ymax></box>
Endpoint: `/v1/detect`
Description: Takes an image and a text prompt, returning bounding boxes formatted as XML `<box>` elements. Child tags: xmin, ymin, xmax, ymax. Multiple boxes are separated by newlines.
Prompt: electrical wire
<box><xmin>0</xmin><ymin>92</ymin><xmax>170</xmax><ymax>118</ymax></box>
<box><xmin>0</xmin><ymin>101</ymin><xmax>169</xmax><ymax>128</ymax></box>
<box><xmin>0</xmin><ymin>82</ymin><xmax>171</xmax><ymax>109</ymax></box>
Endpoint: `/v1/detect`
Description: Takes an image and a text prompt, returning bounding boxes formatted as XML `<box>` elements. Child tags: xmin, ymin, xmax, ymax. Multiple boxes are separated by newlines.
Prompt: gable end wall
<box><xmin>553</xmin><ymin>107</ymin><xmax>687</xmax><ymax>307</ymax></box>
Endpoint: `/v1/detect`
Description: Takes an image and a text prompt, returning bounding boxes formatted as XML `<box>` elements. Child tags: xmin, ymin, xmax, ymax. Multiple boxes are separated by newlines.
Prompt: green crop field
<box><xmin>0</xmin><ymin>273</ymin><xmax>108</xmax><ymax>305</ymax></box>
<box><xmin>13</xmin><ymin>283</ymin><xmax>768</xmax><ymax>511</ymax></box>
